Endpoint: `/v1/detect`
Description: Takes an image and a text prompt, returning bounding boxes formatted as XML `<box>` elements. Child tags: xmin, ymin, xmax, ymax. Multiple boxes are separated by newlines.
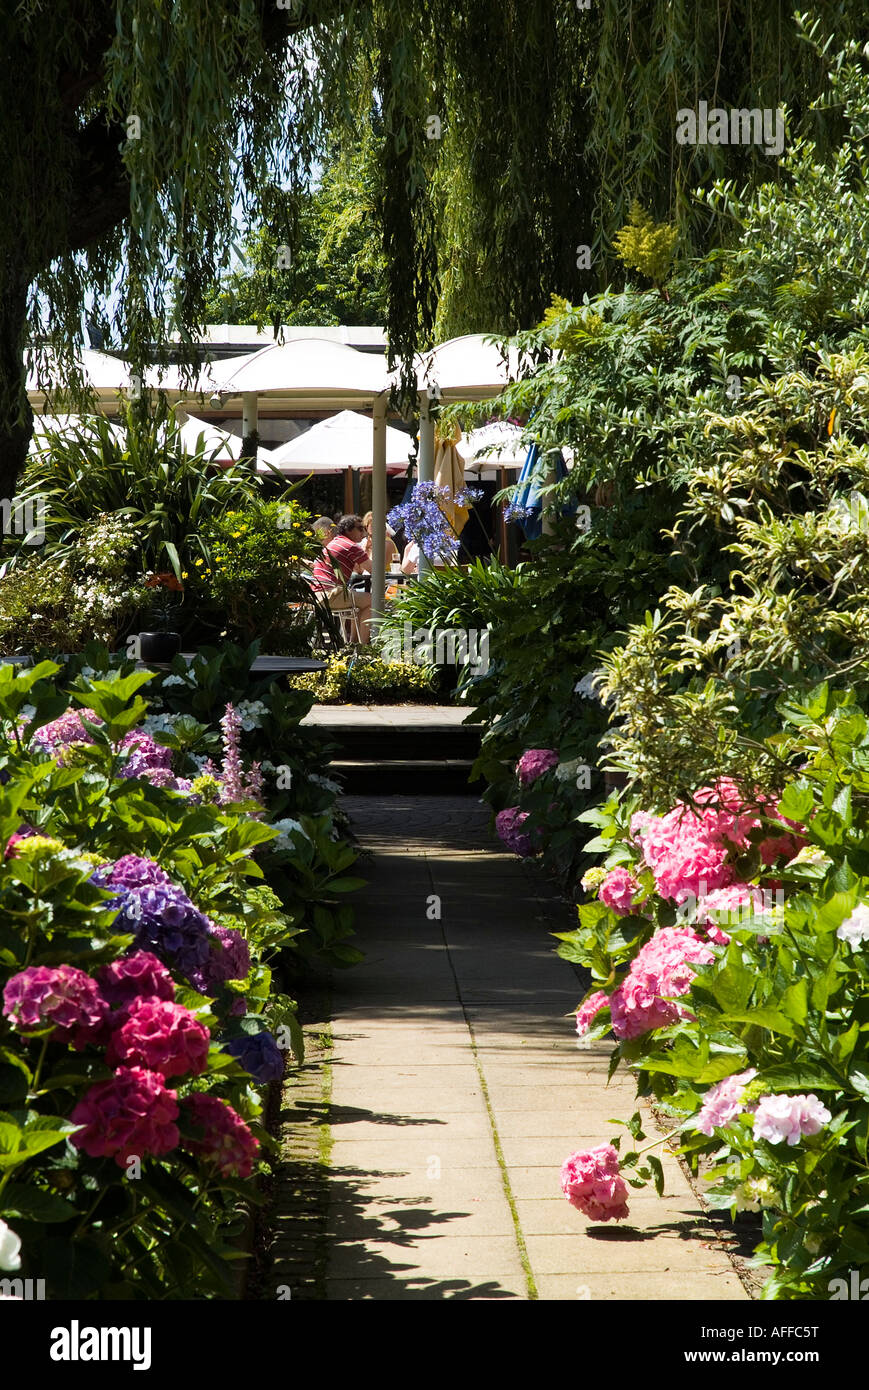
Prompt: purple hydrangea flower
<box><xmin>222</xmin><ymin>1032</ymin><xmax>285</xmax><ymax>1084</ymax></box>
<box><xmin>517</xmin><ymin>749</ymin><xmax>558</xmax><ymax>786</ymax></box>
<box><xmin>111</xmin><ymin>884</ymin><xmax>213</xmax><ymax>987</ymax></box>
<box><xmin>187</xmin><ymin>924</ymin><xmax>252</xmax><ymax>995</ymax></box>
<box><xmin>495</xmin><ymin>807</ymin><xmax>536</xmax><ymax>857</ymax></box>
<box><xmin>119</xmin><ymin>731</ymin><xmax>174</xmax><ymax>779</ymax></box>
<box><xmin>93</xmin><ymin>855</ymin><xmax>173</xmax><ymax>892</ymax></box>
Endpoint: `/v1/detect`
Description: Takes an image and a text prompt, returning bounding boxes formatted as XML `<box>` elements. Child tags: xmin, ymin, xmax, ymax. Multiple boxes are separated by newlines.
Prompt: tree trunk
<box><xmin>0</xmin><ymin>264</ymin><xmax>33</xmax><ymax>503</ymax></box>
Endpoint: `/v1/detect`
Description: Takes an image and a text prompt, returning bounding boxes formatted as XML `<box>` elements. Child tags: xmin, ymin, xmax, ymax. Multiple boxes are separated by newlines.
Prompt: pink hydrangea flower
<box><xmin>752</xmin><ymin>1093</ymin><xmax>831</xmax><ymax>1146</ymax></box>
<box><xmin>599</xmin><ymin>867</ymin><xmax>643</xmax><ymax>917</ymax></box>
<box><xmin>636</xmin><ymin>780</ymin><xmax>805</xmax><ymax>905</ymax></box>
<box><xmin>696</xmin><ymin>883</ymin><xmax>766</xmax><ymax>945</ymax></box>
<box><xmin>2</xmin><ymin>965</ymin><xmax>108</xmax><ymax>1049</ymax></box>
<box><xmin>96</xmin><ymin>951</ymin><xmax>176</xmax><ymax>1009</ymax></box>
<box><xmin>70</xmin><ymin>1066</ymin><xmax>180</xmax><ymax>1167</ymax></box>
<box><xmin>575</xmin><ymin>991</ymin><xmax>609</xmax><ymax>1036</ymax></box>
<box><xmin>119</xmin><ymin>731</ymin><xmax>174</xmax><ymax>778</ymax></box>
<box><xmin>5</xmin><ymin>827</ymin><xmax>37</xmax><ymax>858</ymax></box>
<box><xmin>495</xmin><ymin>807</ymin><xmax>536</xmax><ymax>857</ymax></box>
<box><xmin>517</xmin><ymin>749</ymin><xmax>559</xmax><ymax>787</ymax></box>
<box><xmin>31</xmin><ymin>708</ymin><xmax>103</xmax><ymax>754</ymax></box>
<box><xmin>205</xmin><ymin>924</ymin><xmax>251</xmax><ymax>984</ymax></box>
<box><xmin>694</xmin><ymin>1068</ymin><xmax>758</xmax><ymax>1136</ymax></box>
<box><xmin>560</xmin><ymin>1143</ymin><xmax>630</xmax><ymax>1221</ymax></box>
<box><xmin>629</xmin><ymin>811</ymin><xmax>656</xmax><ymax>844</ymax></box>
<box><xmin>106</xmin><ymin>998</ymin><xmax>210</xmax><ymax>1078</ymax></box>
<box><xmin>182</xmin><ymin>1093</ymin><xmax>260</xmax><ymax>1178</ymax></box>
<box><xmin>609</xmin><ymin>928</ymin><xmax>714</xmax><ymax>1040</ymax></box>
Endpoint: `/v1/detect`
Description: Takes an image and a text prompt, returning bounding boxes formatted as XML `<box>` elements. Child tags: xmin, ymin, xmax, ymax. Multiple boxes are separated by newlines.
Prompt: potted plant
<box><xmin>139</xmin><ymin>570</ymin><xmax>184</xmax><ymax>662</ymax></box>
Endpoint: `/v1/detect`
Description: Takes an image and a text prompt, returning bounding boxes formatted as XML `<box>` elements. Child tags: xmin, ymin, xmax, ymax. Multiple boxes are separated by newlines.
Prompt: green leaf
<box><xmin>758</xmin><ymin>1062</ymin><xmax>843</xmax><ymax>1091</ymax></box>
<box><xmin>646</xmin><ymin>1153</ymin><xmax>665</xmax><ymax>1197</ymax></box>
<box><xmin>777</xmin><ymin>782</ymin><xmax>815</xmax><ymax>824</ymax></box>
<box><xmin>0</xmin><ymin>1183</ymin><xmax>77</xmax><ymax>1223</ymax></box>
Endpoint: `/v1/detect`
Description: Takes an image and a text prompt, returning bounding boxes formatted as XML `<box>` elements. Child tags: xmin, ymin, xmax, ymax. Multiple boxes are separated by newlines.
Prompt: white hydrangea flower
<box><xmin>270</xmin><ymin>817</ymin><xmax>310</xmax><ymax>851</ymax></box>
<box><xmin>308</xmin><ymin>772</ymin><xmax>341</xmax><ymax>794</ymax></box>
<box><xmin>19</xmin><ymin>704</ymin><xmax>36</xmax><ymax>722</ymax></box>
<box><xmin>837</xmin><ymin>903</ymin><xmax>869</xmax><ymax>949</ymax></box>
<box><xmin>161</xmin><ymin>674</ymin><xmax>188</xmax><ymax>689</ymax></box>
<box><xmin>235</xmin><ymin>699</ymin><xmax>267</xmax><ymax>731</ymax></box>
<box><xmin>0</xmin><ymin>1219</ymin><xmax>21</xmax><ymax>1272</ymax></box>
<box><xmin>574</xmin><ymin>672</ymin><xmax>602</xmax><ymax>699</ymax></box>
<box><xmin>142</xmin><ymin>713</ymin><xmax>180</xmax><ymax>736</ymax></box>
<box><xmin>188</xmin><ymin>752</ymin><xmax>212</xmax><ymax>773</ymax></box>
<box><xmin>556</xmin><ymin>756</ymin><xmax>585</xmax><ymax>783</ymax></box>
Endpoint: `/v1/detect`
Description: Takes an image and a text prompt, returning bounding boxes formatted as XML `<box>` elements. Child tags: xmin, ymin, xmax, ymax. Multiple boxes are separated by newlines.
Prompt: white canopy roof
<box><xmin>212</xmin><ymin>337</ymin><xmax>391</xmax><ymax>410</ymax></box>
<box><xmin>259</xmin><ymin>410</ymin><xmax>412</xmax><ymax>475</ymax></box>
<box><xmin>417</xmin><ymin>335</ymin><xmax>521</xmax><ymax>400</ymax></box>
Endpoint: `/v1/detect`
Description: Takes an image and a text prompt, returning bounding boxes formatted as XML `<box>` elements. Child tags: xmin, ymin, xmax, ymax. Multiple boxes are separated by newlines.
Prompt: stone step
<box><xmin>333</xmin><ymin>759</ymin><xmax>477</xmax><ymax>795</ymax></box>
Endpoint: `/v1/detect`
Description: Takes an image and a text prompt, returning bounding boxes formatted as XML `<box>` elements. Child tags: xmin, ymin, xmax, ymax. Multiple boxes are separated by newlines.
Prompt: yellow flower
<box><xmin>232</xmin><ymin>531</ymin><xmax>242</xmax><ymax>538</ymax></box>
<box><xmin>182</xmin><ymin>571</ymin><xmax>189</xmax><ymax>579</ymax></box>
<box><xmin>194</xmin><ymin>558</ymin><xmax>204</xmax><ymax>567</ymax></box>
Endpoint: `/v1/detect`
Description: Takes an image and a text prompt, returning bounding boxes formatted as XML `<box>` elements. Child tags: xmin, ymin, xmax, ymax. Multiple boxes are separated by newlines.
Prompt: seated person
<box><xmin>310</xmin><ymin>514</ymin><xmax>373</xmax><ymax>642</ymax></box>
<box><xmin>313</xmin><ymin>516</ymin><xmax>337</xmax><ymax>543</ymax></box>
<box><xmin>362</xmin><ymin>511</ymin><xmax>399</xmax><ymax>568</ymax></box>
<box><xmin>401</xmin><ymin>539</ymin><xmax>419</xmax><ymax>575</ymax></box>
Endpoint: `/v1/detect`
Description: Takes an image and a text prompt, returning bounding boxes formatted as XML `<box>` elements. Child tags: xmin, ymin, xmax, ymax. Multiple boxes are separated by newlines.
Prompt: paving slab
<box><xmin>311</xmin><ymin>795</ymin><xmax>748</xmax><ymax>1303</ymax></box>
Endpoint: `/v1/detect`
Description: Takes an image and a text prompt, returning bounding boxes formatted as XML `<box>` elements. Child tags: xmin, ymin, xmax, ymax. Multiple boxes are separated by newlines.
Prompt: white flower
<box><xmin>0</xmin><ymin>1219</ymin><xmax>21</xmax><ymax>1272</ymax></box>
<box><xmin>142</xmin><ymin>713</ymin><xmax>180</xmax><ymax>736</ymax></box>
<box><xmin>556</xmin><ymin>756</ymin><xmax>585</xmax><ymax>783</ymax></box>
<box><xmin>235</xmin><ymin>699</ymin><xmax>267</xmax><ymax>732</ymax></box>
<box><xmin>574</xmin><ymin>671</ymin><xmax>603</xmax><ymax>700</ymax></box>
<box><xmin>837</xmin><ymin>903</ymin><xmax>869</xmax><ymax>949</ymax></box>
<box><xmin>308</xmin><ymin>772</ymin><xmax>341</xmax><ymax>794</ymax></box>
<box><xmin>189</xmin><ymin>753</ymin><xmax>212</xmax><ymax>773</ymax></box>
<box><xmin>161</xmin><ymin>674</ymin><xmax>188</xmax><ymax>689</ymax></box>
<box><xmin>19</xmin><ymin>704</ymin><xmax>36</xmax><ymax>722</ymax></box>
<box><xmin>269</xmin><ymin>817</ymin><xmax>310</xmax><ymax>851</ymax></box>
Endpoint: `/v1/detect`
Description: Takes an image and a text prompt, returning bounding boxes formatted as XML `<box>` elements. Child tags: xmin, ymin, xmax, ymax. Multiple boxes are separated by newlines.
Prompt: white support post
<box><xmin>417</xmin><ymin>390</ymin><xmax>435</xmax><ymax>576</ymax></box>
<box><xmin>241</xmin><ymin>392</ymin><xmax>259</xmax><ymax>461</ymax></box>
<box><xmin>370</xmin><ymin>393</ymin><xmax>388</xmax><ymax>636</ymax></box>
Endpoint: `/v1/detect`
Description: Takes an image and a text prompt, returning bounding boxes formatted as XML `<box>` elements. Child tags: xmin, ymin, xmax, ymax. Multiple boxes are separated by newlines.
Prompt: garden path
<box><xmin>285</xmin><ymin>795</ymin><xmax>749</xmax><ymax>1301</ymax></box>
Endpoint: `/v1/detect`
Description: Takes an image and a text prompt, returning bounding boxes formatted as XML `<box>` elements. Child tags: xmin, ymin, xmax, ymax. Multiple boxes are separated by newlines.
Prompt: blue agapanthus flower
<box><xmin>389</xmin><ymin>482</ymin><xmax>482</xmax><ymax>562</ymax></box>
<box><xmin>222</xmin><ymin>1031</ymin><xmax>285</xmax><ymax>1084</ymax></box>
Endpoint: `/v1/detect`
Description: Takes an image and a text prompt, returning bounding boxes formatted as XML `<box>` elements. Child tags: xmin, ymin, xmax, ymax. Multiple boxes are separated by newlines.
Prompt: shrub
<box><xmin>551</xmin><ymin>687</ymin><xmax>869</xmax><ymax>1298</ymax></box>
<box><xmin>0</xmin><ymin>656</ymin><xmax>362</xmax><ymax>1297</ymax></box>
<box><xmin>290</xmin><ymin>650</ymin><xmax>441</xmax><ymax>705</ymax></box>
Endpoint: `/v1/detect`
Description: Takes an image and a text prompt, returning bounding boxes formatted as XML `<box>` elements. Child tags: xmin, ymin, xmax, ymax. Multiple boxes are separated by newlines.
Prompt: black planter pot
<box><xmin>138</xmin><ymin>631</ymin><xmax>182</xmax><ymax>663</ymax></box>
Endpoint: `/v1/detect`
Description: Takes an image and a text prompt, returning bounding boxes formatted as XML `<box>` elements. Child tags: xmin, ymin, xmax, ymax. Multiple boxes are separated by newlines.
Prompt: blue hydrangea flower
<box><xmin>222</xmin><ymin>1032</ymin><xmax>285</xmax><ymax>1084</ymax></box>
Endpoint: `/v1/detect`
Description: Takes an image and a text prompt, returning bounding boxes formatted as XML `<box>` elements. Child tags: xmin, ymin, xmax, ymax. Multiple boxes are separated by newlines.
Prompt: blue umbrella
<box><xmin>506</xmin><ymin>443</ymin><xmax>570</xmax><ymax>539</ymax></box>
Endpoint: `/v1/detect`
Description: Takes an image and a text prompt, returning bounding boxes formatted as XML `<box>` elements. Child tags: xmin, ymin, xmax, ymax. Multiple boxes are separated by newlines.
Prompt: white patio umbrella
<box><xmin>172</xmin><ymin>410</ymin><xmax>276</xmax><ymax>466</ymax></box>
<box><xmin>28</xmin><ymin>413</ymin><xmax>127</xmax><ymax>452</ymax></box>
<box><xmin>458</xmin><ymin>422</ymin><xmax>529</xmax><ymax>472</ymax></box>
<box><xmin>258</xmin><ymin>410</ymin><xmax>412</xmax><ymax>475</ymax></box>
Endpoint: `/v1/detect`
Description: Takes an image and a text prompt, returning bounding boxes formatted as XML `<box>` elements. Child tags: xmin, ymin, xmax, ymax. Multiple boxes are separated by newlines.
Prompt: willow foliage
<box><xmin>2</xmin><ymin>0</ymin><xmax>867</xmax><ymax>498</ymax></box>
